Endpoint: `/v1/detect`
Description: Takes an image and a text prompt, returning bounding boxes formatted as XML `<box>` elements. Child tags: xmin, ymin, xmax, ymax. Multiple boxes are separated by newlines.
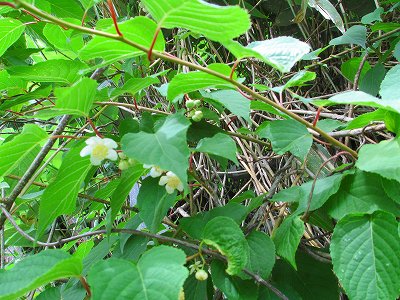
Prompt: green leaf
<box><xmin>8</xmin><ymin>60</ymin><xmax>87</xmax><ymax>84</ymax></box>
<box><xmin>79</xmin><ymin>17</ymin><xmax>165</xmax><ymax>65</ymax></box>
<box><xmin>88</xmin><ymin>246</ymin><xmax>189</xmax><ymax>300</ymax></box>
<box><xmin>203</xmin><ymin>216</ymin><xmax>249</xmax><ymax>275</ymax></box>
<box><xmin>43</xmin><ymin>20</ymin><xmax>83</xmax><ymax>52</ymax></box>
<box><xmin>260</xmin><ymin>119</ymin><xmax>312</xmax><ymax>159</ymax></box>
<box><xmin>274</xmin><ymin>70</ymin><xmax>316</xmax><ymax>92</ymax></box>
<box><xmin>0</xmin><ymin>85</ymin><xmax>52</xmax><ymax>111</ymax></box>
<box><xmin>331</xmin><ymin>211</ymin><xmax>400</xmax><ymax>300</ymax></box>
<box><xmin>361</xmin><ymin>7</ymin><xmax>384</xmax><ymax>24</ymax></box>
<box><xmin>330</xmin><ymin>25</ymin><xmax>367</xmax><ymax>48</ymax></box>
<box><xmin>345</xmin><ymin>109</ymin><xmax>386</xmax><ymax>130</ymax></box>
<box><xmin>360</xmin><ymin>63</ymin><xmax>387</xmax><ymax>96</ymax></box>
<box><xmin>0</xmin><ymin>250</ymin><xmax>82</xmax><ymax>300</ymax></box>
<box><xmin>308</xmin><ymin>0</ymin><xmax>345</xmax><ymax>33</ymax></box>
<box><xmin>272</xmin><ymin>215</ymin><xmax>304</xmax><ymax>269</ymax></box>
<box><xmin>0</xmin><ymin>18</ymin><xmax>25</xmax><ymax>57</ymax></box>
<box><xmin>246</xmin><ymin>231</ymin><xmax>275</xmax><ymax>279</ymax></box>
<box><xmin>325</xmin><ymin>170</ymin><xmax>400</xmax><ymax>220</ymax></box>
<box><xmin>380</xmin><ymin>64</ymin><xmax>400</xmax><ymax>101</ymax></box>
<box><xmin>167</xmin><ymin>64</ymin><xmax>234</xmax><ymax>101</ymax></box>
<box><xmin>110</xmin><ymin>163</ymin><xmax>145</xmax><ymax>221</ymax></box>
<box><xmin>183</xmin><ymin>274</ymin><xmax>210</xmax><ymax>300</ymax></box>
<box><xmin>49</xmin><ymin>0</ymin><xmax>84</xmax><ymax>19</ymax></box>
<box><xmin>54</xmin><ymin>77</ymin><xmax>97</xmax><ymax>116</ymax></box>
<box><xmin>137</xmin><ymin>177</ymin><xmax>176</xmax><ymax>233</ymax></box>
<box><xmin>122</xmin><ymin>112</ymin><xmax>191</xmax><ymax>184</ymax></box>
<box><xmin>341</xmin><ymin>57</ymin><xmax>371</xmax><ymax>83</ymax></box>
<box><xmin>141</xmin><ymin>0</ymin><xmax>250</xmax><ymax>41</ymax></box>
<box><xmin>0</xmin><ymin>124</ymin><xmax>48</xmax><ymax>177</ymax></box>
<box><xmin>201</xmin><ymin>90</ymin><xmax>250</xmax><ymax>122</ymax></box>
<box><xmin>246</xmin><ymin>37</ymin><xmax>311</xmax><ymax>73</ymax></box>
<box><xmin>111</xmin><ymin>77</ymin><xmax>159</xmax><ymax>98</ymax></box>
<box><xmin>79</xmin><ymin>0</ymin><xmax>102</xmax><ymax>10</ymax></box>
<box><xmin>272</xmin><ymin>173</ymin><xmax>345</xmax><ymax>215</ymax></box>
<box><xmin>356</xmin><ymin>138</ymin><xmax>400</xmax><ymax>182</ymax></box>
<box><xmin>37</xmin><ymin>144</ymin><xmax>93</xmax><ymax>237</ymax></box>
<box><xmin>196</xmin><ymin>133</ymin><xmax>238</xmax><ymax>164</ymax></box>
<box><xmin>211</xmin><ymin>260</ymin><xmax>259</xmax><ymax>300</ymax></box>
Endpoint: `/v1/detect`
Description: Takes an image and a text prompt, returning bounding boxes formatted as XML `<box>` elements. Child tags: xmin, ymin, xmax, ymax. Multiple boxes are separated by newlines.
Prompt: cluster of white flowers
<box><xmin>80</xmin><ymin>136</ymin><xmax>118</xmax><ymax>166</ymax></box>
<box><xmin>144</xmin><ymin>164</ymin><xmax>183</xmax><ymax>194</ymax></box>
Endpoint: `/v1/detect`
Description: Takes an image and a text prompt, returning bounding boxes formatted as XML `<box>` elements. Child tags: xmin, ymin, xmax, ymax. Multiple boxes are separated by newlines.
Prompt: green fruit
<box><xmin>194</xmin><ymin>100</ymin><xmax>202</xmax><ymax>107</ymax></box>
<box><xmin>186</xmin><ymin>100</ymin><xmax>195</xmax><ymax>109</ymax></box>
<box><xmin>195</xmin><ymin>269</ymin><xmax>208</xmax><ymax>281</ymax></box>
<box><xmin>118</xmin><ymin>160</ymin><xmax>130</xmax><ymax>170</ymax></box>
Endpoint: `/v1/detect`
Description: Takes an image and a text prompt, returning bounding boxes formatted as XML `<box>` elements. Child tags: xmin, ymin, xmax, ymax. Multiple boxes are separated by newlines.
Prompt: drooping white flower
<box><xmin>80</xmin><ymin>136</ymin><xmax>118</xmax><ymax>166</ymax></box>
<box><xmin>159</xmin><ymin>171</ymin><xmax>184</xmax><ymax>194</ymax></box>
<box><xmin>143</xmin><ymin>164</ymin><xmax>164</xmax><ymax>178</ymax></box>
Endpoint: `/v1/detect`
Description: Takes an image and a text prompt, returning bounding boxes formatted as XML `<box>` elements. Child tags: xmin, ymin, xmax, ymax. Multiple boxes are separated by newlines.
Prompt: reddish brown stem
<box><xmin>0</xmin><ymin>2</ymin><xmax>16</xmax><ymax>8</ymax></box>
<box><xmin>107</xmin><ymin>0</ymin><xmax>122</xmax><ymax>36</ymax></box>
<box><xmin>236</xmin><ymin>87</ymin><xmax>253</xmax><ymax>100</ymax></box>
<box><xmin>133</xmin><ymin>97</ymin><xmax>139</xmax><ymax>110</ymax></box>
<box><xmin>81</xmin><ymin>9</ymin><xmax>88</xmax><ymax>26</ymax></box>
<box><xmin>86</xmin><ymin>117</ymin><xmax>104</xmax><ymax>138</ymax></box>
<box><xmin>147</xmin><ymin>27</ymin><xmax>161</xmax><ymax>61</ymax></box>
<box><xmin>226</xmin><ymin>116</ymin><xmax>237</xmax><ymax>127</ymax></box>
<box><xmin>313</xmin><ymin>107</ymin><xmax>322</xmax><ymax>127</ymax></box>
<box><xmin>23</xmin><ymin>9</ymin><xmax>41</xmax><ymax>21</ymax></box>
<box><xmin>79</xmin><ymin>276</ymin><xmax>92</xmax><ymax>299</ymax></box>
<box><xmin>230</xmin><ymin>59</ymin><xmax>240</xmax><ymax>80</ymax></box>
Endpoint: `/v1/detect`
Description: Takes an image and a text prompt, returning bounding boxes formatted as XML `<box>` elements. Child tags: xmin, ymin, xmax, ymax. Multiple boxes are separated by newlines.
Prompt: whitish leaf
<box><xmin>246</xmin><ymin>37</ymin><xmax>311</xmax><ymax>73</ymax></box>
<box><xmin>246</xmin><ymin>231</ymin><xmax>275</xmax><ymax>279</ymax></box>
<box><xmin>325</xmin><ymin>170</ymin><xmax>400</xmax><ymax>219</ymax></box>
<box><xmin>272</xmin><ymin>215</ymin><xmax>304</xmax><ymax>269</ymax></box>
<box><xmin>203</xmin><ymin>216</ymin><xmax>249</xmax><ymax>275</ymax></box>
<box><xmin>54</xmin><ymin>77</ymin><xmax>98</xmax><ymax>116</ymax></box>
<box><xmin>0</xmin><ymin>18</ymin><xmax>25</xmax><ymax>57</ymax></box>
<box><xmin>37</xmin><ymin>144</ymin><xmax>93</xmax><ymax>237</ymax></box>
<box><xmin>0</xmin><ymin>124</ymin><xmax>48</xmax><ymax>177</ymax></box>
<box><xmin>88</xmin><ymin>246</ymin><xmax>188</xmax><ymax>300</ymax></box>
<box><xmin>308</xmin><ymin>0</ymin><xmax>345</xmax><ymax>33</ymax></box>
<box><xmin>330</xmin><ymin>25</ymin><xmax>367</xmax><ymax>48</ymax></box>
<box><xmin>201</xmin><ymin>90</ymin><xmax>251</xmax><ymax>122</ymax></box>
<box><xmin>196</xmin><ymin>133</ymin><xmax>238</xmax><ymax>164</ymax></box>
<box><xmin>0</xmin><ymin>250</ymin><xmax>82</xmax><ymax>300</ymax></box>
<box><xmin>121</xmin><ymin>112</ymin><xmax>191</xmax><ymax>184</ymax></box>
<box><xmin>211</xmin><ymin>260</ymin><xmax>259</xmax><ymax>300</ymax></box>
<box><xmin>137</xmin><ymin>177</ymin><xmax>176</xmax><ymax>233</ymax></box>
<box><xmin>356</xmin><ymin>138</ymin><xmax>400</xmax><ymax>182</ymax></box>
<box><xmin>79</xmin><ymin>17</ymin><xmax>165</xmax><ymax>65</ymax></box>
<box><xmin>141</xmin><ymin>0</ymin><xmax>250</xmax><ymax>41</ymax></box>
<box><xmin>260</xmin><ymin>119</ymin><xmax>313</xmax><ymax>159</ymax></box>
<box><xmin>331</xmin><ymin>211</ymin><xmax>400</xmax><ymax>300</ymax></box>
<box><xmin>168</xmin><ymin>64</ymin><xmax>235</xmax><ymax>101</ymax></box>
<box><xmin>380</xmin><ymin>64</ymin><xmax>400</xmax><ymax>101</ymax></box>
<box><xmin>8</xmin><ymin>60</ymin><xmax>87</xmax><ymax>84</ymax></box>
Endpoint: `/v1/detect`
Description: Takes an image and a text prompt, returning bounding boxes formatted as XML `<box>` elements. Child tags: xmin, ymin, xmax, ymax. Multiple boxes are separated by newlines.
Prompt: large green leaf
<box><xmin>37</xmin><ymin>144</ymin><xmax>93</xmax><ymax>237</ymax></box>
<box><xmin>8</xmin><ymin>60</ymin><xmax>87</xmax><ymax>84</ymax></box>
<box><xmin>88</xmin><ymin>246</ymin><xmax>188</xmax><ymax>300</ymax></box>
<box><xmin>245</xmin><ymin>231</ymin><xmax>275</xmax><ymax>279</ymax></box>
<box><xmin>330</xmin><ymin>25</ymin><xmax>367</xmax><ymax>48</ymax></box>
<box><xmin>137</xmin><ymin>177</ymin><xmax>176</xmax><ymax>233</ymax></box>
<box><xmin>54</xmin><ymin>77</ymin><xmax>98</xmax><ymax>116</ymax></box>
<box><xmin>79</xmin><ymin>17</ymin><xmax>165</xmax><ymax>65</ymax></box>
<box><xmin>246</xmin><ymin>37</ymin><xmax>311</xmax><ymax>73</ymax></box>
<box><xmin>183</xmin><ymin>274</ymin><xmax>210</xmax><ymax>300</ymax></box>
<box><xmin>203</xmin><ymin>216</ymin><xmax>249</xmax><ymax>275</ymax></box>
<box><xmin>360</xmin><ymin>63</ymin><xmax>386</xmax><ymax>96</ymax></box>
<box><xmin>0</xmin><ymin>124</ymin><xmax>48</xmax><ymax>177</ymax></box>
<box><xmin>141</xmin><ymin>0</ymin><xmax>250</xmax><ymax>41</ymax></box>
<box><xmin>0</xmin><ymin>18</ymin><xmax>25</xmax><ymax>57</ymax></box>
<box><xmin>201</xmin><ymin>90</ymin><xmax>251</xmax><ymax>121</ymax></box>
<box><xmin>356</xmin><ymin>139</ymin><xmax>400</xmax><ymax>182</ymax></box>
<box><xmin>211</xmin><ymin>260</ymin><xmax>259</xmax><ymax>300</ymax></box>
<box><xmin>110</xmin><ymin>163</ymin><xmax>145</xmax><ymax>221</ymax></box>
<box><xmin>0</xmin><ymin>250</ymin><xmax>82</xmax><ymax>300</ymax></box>
<box><xmin>43</xmin><ymin>20</ymin><xmax>83</xmax><ymax>53</ymax></box>
<box><xmin>331</xmin><ymin>211</ymin><xmax>400</xmax><ymax>300</ymax></box>
<box><xmin>326</xmin><ymin>170</ymin><xmax>400</xmax><ymax>219</ymax></box>
<box><xmin>48</xmin><ymin>0</ymin><xmax>84</xmax><ymax>19</ymax></box>
<box><xmin>380</xmin><ymin>64</ymin><xmax>400</xmax><ymax>101</ymax></box>
<box><xmin>111</xmin><ymin>77</ymin><xmax>160</xmax><ymax>98</ymax></box>
<box><xmin>121</xmin><ymin>112</ymin><xmax>190</xmax><ymax>184</ymax></box>
<box><xmin>196</xmin><ymin>133</ymin><xmax>238</xmax><ymax>164</ymax></box>
<box><xmin>272</xmin><ymin>215</ymin><xmax>304</xmax><ymax>269</ymax></box>
<box><xmin>341</xmin><ymin>57</ymin><xmax>371</xmax><ymax>83</ymax></box>
<box><xmin>0</xmin><ymin>85</ymin><xmax>52</xmax><ymax>111</ymax></box>
<box><xmin>167</xmin><ymin>64</ymin><xmax>234</xmax><ymax>101</ymax></box>
<box><xmin>260</xmin><ymin>119</ymin><xmax>312</xmax><ymax>160</ymax></box>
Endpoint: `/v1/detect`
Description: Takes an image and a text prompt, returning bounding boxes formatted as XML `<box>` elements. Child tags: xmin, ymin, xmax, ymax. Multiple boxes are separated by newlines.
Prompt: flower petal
<box><xmin>165</xmin><ymin>185</ymin><xmax>175</xmax><ymax>194</ymax></box>
<box><xmin>159</xmin><ymin>176</ymin><xmax>168</xmax><ymax>186</ymax></box>
<box><xmin>176</xmin><ymin>182</ymin><xmax>184</xmax><ymax>192</ymax></box>
<box><xmin>80</xmin><ymin>146</ymin><xmax>92</xmax><ymax>157</ymax></box>
<box><xmin>90</xmin><ymin>156</ymin><xmax>103</xmax><ymax>166</ymax></box>
<box><xmin>103</xmin><ymin>138</ymin><xmax>118</xmax><ymax>149</ymax></box>
<box><xmin>106</xmin><ymin>149</ymin><xmax>118</xmax><ymax>161</ymax></box>
<box><xmin>86</xmin><ymin>136</ymin><xmax>102</xmax><ymax>145</ymax></box>
<box><xmin>143</xmin><ymin>164</ymin><xmax>153</xmax><ymax>169</ymax></box>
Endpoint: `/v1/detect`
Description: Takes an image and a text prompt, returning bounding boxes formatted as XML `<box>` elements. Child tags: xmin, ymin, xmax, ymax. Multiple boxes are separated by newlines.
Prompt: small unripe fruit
<box><xmin>186</xmin><ymin>100</ymin><xmax>195</xmax><ymax>109</ymax></box>
<box><xmin>118</xmin><ymin>160</ymin><xmax>130</xmax><ymax>170</ymax></box>
<box><xmin>118</xmin><ymin>152</ymin><xmax>127</xmax><ymax>160</ymax></box>
<box><xmin>193</xmin><ymin>100</ymin><xmax>201</xmax><ymax>107</ymax></box>
<box><xmin>195</xmin><ymin>269</ymin><xmax>208</xmax><ymax>281</ymax></box>
<box><xmin>191</xmin><ymin>110</ymin><xmax>203</xmax><ymax>122</ymax></box>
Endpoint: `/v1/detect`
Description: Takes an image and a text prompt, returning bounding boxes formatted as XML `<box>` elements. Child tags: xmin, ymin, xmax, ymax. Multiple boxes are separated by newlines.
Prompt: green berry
<box><xmin>186</xmin><ymin>100</ymin><xmax>195</xmax><ymax>109</ymax></box>
<box><xmin>118</xmin><ymin>160</ymin><xmax>130</xmax><ymax>170</ymax></box>
<box><xmin>195</xmin><ymin>269</ymin><xmax>208</xmax><ymax>281</ymax></box>
<box><xmin>191</xmin><ymin>110</ymin><xmax>203</xmax><ymax>122</ymax></box>
<box><xmin>194</xmin><ymin>100</ymin><xmax>201</xmax><ymax>107</ymax></box>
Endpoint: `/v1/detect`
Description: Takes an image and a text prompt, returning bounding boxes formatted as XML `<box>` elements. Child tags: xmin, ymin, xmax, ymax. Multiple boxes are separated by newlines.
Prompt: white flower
<box><xmin>80</xmin><ymin>136</ymin><xmax>118</xmax><ymax>166</ymax></box>
<box><xmin>159</xmin><ymin>171</ymin><xmax>184</xmax><ymax>194</ymax></box>
<box><xmin>143</xmin><ymin>164</ymin><xmax>164</xmax><ymax>178</ymax></box>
